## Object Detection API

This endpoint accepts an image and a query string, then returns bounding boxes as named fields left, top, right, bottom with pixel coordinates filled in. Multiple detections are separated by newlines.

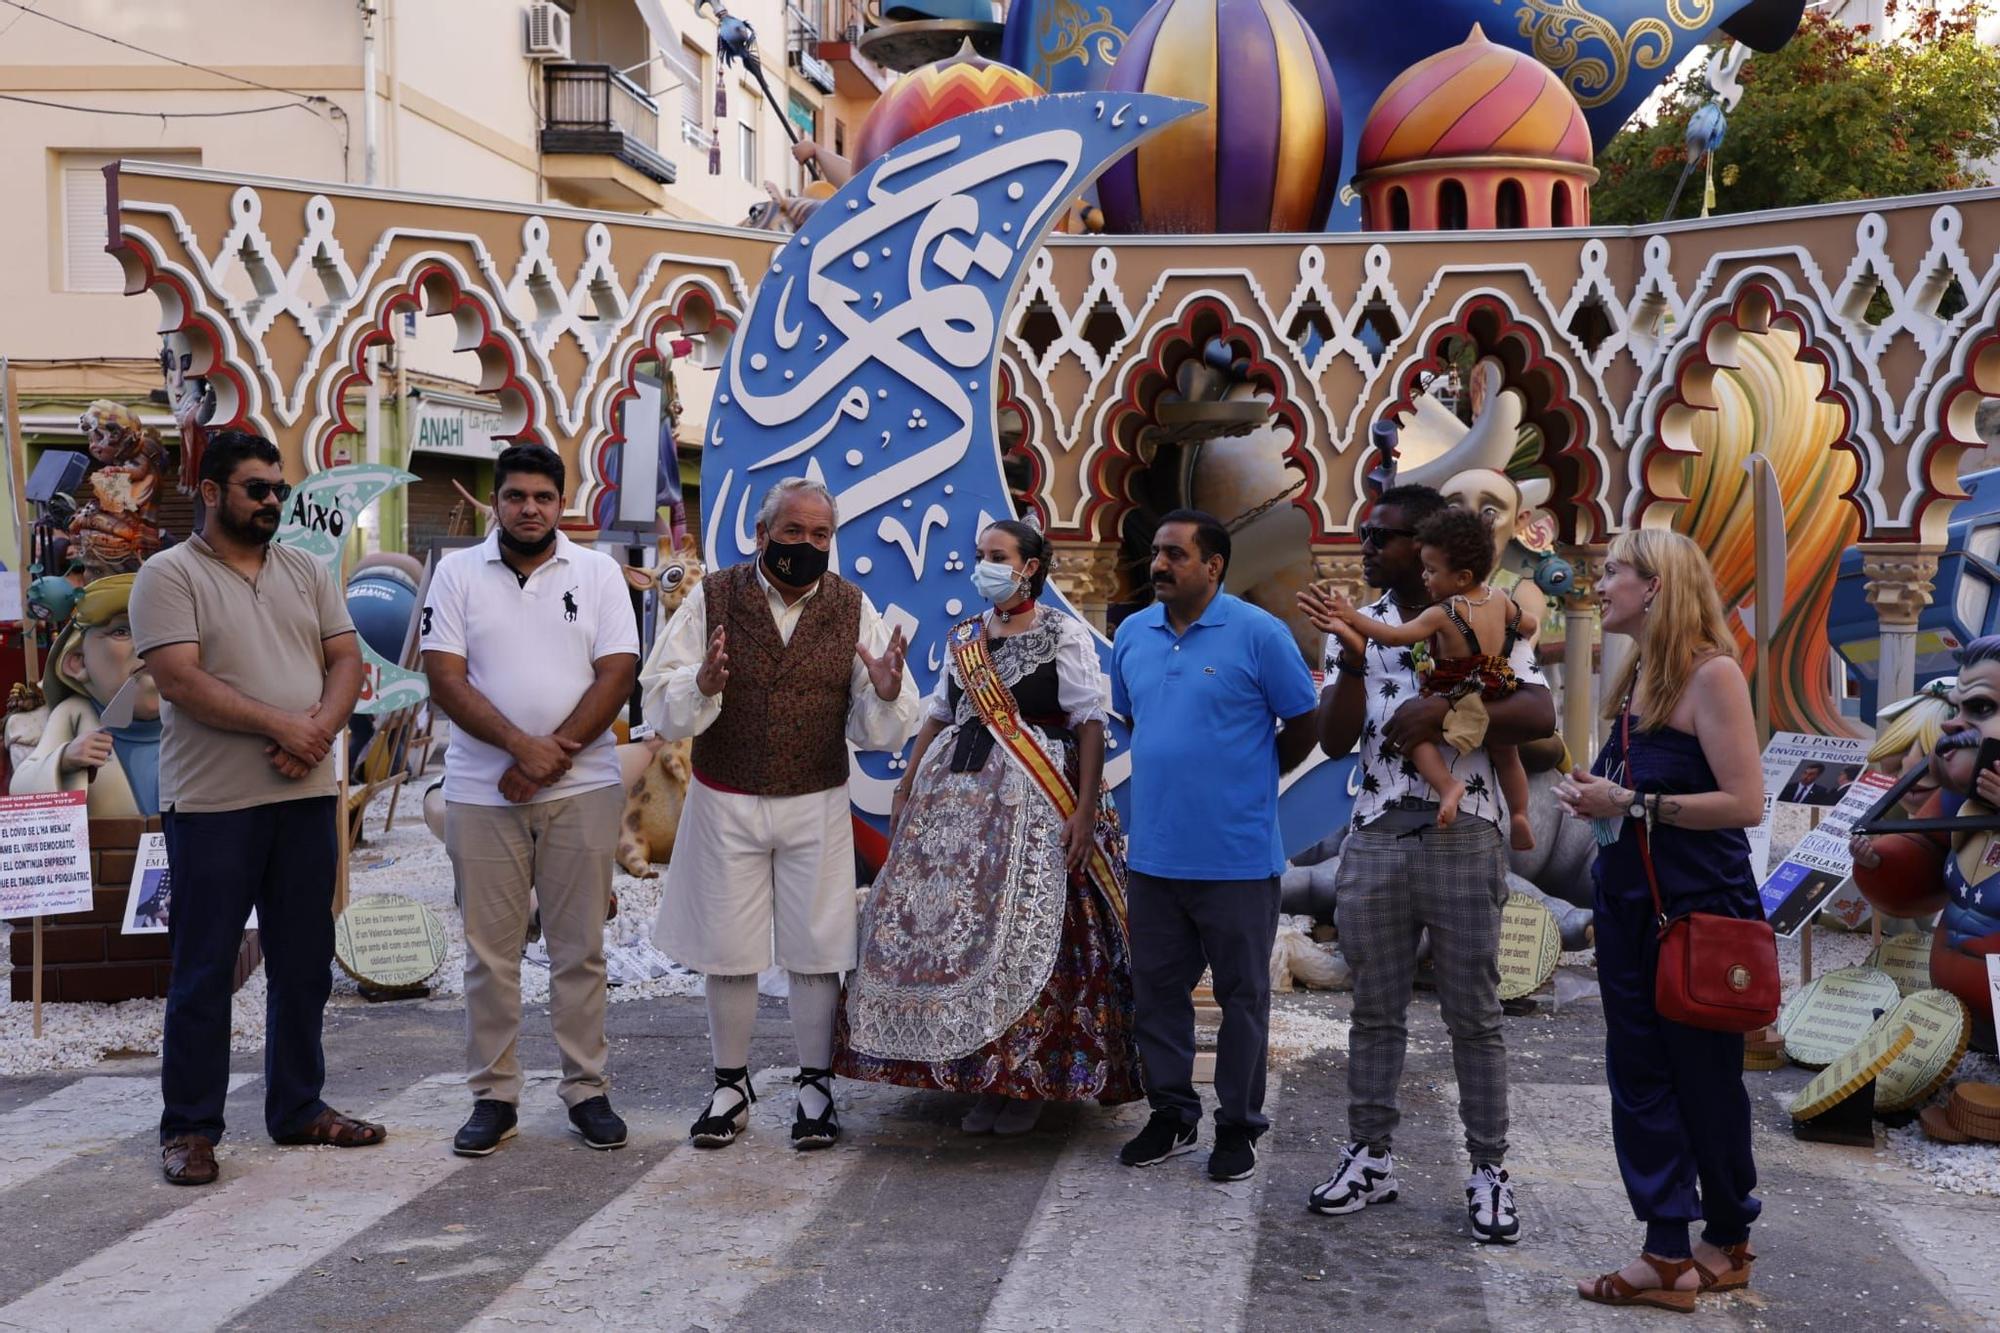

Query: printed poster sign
left=1748, top=732, right=1872, bottom=878
left=0, top=791, right=92, bottom=920
left=121, top=832, right=171, bottom=934
left=1759, top=770, right=1896, bottom=937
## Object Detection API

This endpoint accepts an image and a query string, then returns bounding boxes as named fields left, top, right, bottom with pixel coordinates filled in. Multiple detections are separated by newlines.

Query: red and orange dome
left=852, top=41, right=1046, bottom=171
left=1356, top=24, right=1591, bottom=176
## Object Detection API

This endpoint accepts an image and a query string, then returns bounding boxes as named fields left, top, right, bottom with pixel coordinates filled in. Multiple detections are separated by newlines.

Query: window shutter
left=64, top=165, right=122, bottom=293
left=62, top=151, right=199, bottom=293
left=680, top=41, right=704, bottom=124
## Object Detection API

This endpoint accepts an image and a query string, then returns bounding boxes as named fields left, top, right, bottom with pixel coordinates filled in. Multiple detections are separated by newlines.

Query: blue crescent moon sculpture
left=701, top=91, right=1198, bottom=825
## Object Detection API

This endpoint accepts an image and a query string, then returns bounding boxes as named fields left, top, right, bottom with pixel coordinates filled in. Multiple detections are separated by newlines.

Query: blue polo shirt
left=1111, top=591, right=1319, bottom=880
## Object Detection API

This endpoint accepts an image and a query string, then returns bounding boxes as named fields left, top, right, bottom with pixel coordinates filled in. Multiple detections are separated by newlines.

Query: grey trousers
left=446, top=783, right=623, bottom=1108
left=1127, top=871, right=1281, bottom=1135
left=1335, top=815, right=1510, bottom=1165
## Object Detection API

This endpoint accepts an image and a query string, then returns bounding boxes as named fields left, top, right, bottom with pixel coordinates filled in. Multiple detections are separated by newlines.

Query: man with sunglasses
left=1298, top=483, right=1555, bottom=1245
left=131, top=429, right=381, bottom=1187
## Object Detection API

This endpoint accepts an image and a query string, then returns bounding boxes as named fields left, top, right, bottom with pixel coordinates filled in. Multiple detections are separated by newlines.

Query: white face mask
left=971, top=560, right=1024, bottom=605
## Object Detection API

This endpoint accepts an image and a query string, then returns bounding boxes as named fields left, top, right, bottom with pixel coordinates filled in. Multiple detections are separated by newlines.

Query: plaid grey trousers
left=1334, top=814, right=1510, bottom=1165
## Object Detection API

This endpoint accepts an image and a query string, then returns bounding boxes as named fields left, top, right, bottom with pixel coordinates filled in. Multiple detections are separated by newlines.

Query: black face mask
left=498, top=526, right=557, bottom=557
left=763, top=539, right=829, bottom=587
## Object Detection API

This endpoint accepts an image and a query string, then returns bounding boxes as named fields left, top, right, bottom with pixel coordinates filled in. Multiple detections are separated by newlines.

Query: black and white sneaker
left=1118, top=1112, right=1198, bottom=1167
left=1307, top=1141, right=1398, bottom=1215
left=1465, top=1163, right=1520, bottom=1244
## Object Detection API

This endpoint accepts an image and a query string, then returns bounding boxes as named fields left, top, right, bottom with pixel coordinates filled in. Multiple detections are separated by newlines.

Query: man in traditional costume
left=640, top=477, right=922, bottom=1149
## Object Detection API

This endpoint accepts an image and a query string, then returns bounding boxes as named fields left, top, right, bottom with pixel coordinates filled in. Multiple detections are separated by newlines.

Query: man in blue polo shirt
left=1110, top=508, right=1320, bottom=1182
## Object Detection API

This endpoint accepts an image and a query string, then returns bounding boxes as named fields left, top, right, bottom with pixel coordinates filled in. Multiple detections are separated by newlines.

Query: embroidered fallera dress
left=835, top=608, right=1143, bottom=1103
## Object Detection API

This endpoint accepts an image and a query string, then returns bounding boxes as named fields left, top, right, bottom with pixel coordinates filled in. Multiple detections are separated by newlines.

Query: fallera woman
left=835, top=519, right=1142, bottom=1134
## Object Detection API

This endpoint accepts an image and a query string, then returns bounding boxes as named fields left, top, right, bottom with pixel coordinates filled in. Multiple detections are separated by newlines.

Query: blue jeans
left=160, top=796, right=338, bottom=1144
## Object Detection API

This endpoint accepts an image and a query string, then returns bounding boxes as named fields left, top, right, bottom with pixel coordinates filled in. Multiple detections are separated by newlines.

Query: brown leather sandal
left=1693, top=1242, right=1756, bottom=1292
left=273, top=1107, right=388, bottom=1148
left=162, top=1134, right=218, bottom=1186
left=1577, top=1253, right=1698, bottom=1312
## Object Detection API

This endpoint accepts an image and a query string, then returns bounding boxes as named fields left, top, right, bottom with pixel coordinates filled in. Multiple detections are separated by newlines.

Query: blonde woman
left=1552, top=530, right=1766, bottom=1311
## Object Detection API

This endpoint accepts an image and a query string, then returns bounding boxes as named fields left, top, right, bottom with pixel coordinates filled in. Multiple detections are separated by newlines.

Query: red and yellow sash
left=947, top=617, right=1126, bottom=924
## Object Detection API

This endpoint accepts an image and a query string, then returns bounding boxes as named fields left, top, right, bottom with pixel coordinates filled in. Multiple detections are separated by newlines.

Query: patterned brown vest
left=691, top=561, right=861, bottom=796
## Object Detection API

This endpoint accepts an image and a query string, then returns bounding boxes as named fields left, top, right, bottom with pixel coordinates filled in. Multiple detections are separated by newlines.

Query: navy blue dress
left=1591, top=713, right=1762, bottom=1258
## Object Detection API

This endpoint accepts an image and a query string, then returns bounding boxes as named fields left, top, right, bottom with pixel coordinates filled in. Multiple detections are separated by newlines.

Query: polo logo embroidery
left=1203, top=666, right=1216, bottom=675
left=562, top=589, right=578, bottom=622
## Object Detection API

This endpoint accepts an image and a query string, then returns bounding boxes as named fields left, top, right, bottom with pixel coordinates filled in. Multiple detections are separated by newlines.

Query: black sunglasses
left=1357, top=524, right=1415, bottom=547
left=226, top=479, right=293, bottom=503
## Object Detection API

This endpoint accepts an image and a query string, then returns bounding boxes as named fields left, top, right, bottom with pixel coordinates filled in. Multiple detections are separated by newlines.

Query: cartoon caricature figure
left=1852, top=643, right=2000, bottom=1048
left=8, top=574, right=162, bottom=817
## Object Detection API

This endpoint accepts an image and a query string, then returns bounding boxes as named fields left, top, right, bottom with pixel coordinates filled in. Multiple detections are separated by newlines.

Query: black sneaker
left=453, top=1099, right=519, bottom=1157
left=1208, top=1126, right=1258, bottom=1181
left=1119, top=1111, right=1198, bottom=1167
left=568, top=1095, right=628, bottom=1151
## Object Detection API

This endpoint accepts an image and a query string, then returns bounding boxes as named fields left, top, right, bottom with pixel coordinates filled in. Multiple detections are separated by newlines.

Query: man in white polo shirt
left=421, top=444, right=639, bottom=1157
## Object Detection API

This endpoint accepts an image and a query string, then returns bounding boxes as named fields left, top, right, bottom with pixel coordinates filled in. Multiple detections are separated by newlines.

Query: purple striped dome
left=1093, top=0, right=1341, bottom=234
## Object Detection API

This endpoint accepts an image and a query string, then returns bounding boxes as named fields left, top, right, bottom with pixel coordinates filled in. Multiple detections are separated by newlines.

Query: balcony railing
left=788, top=3, right=838, bottom=93
left=540, top=63, right=677, bottom=185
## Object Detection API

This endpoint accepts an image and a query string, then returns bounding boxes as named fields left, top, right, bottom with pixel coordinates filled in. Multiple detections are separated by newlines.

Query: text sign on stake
left=0, top=791, right=91, bottom=919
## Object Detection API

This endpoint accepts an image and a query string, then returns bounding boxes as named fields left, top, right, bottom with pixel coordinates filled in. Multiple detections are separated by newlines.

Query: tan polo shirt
left=130, top=533, right=355, bottom=813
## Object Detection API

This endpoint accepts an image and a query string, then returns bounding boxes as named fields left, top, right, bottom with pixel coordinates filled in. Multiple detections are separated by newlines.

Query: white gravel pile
left=1883, top=1051, right=2000, bottom=1197
left=1269, top=1003, right=1352, bottom=1065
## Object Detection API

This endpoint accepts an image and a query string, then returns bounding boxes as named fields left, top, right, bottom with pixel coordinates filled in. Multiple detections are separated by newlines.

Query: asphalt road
left=0, top=982, right=1994, bottom=1332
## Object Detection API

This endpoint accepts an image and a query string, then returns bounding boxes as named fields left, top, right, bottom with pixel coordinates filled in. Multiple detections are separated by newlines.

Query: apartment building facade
left=0, top=0, right=891, bottom=556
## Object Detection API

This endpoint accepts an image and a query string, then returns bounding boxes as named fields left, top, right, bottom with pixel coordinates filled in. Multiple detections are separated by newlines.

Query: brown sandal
left=1578, top=1253, right=1698, bottom=1312
left=162, top=1134, right=219, bottom=1186
left=273, top=1107, right=388, bottom=1148
left=1693, top=1242, right=1755, bottom=1292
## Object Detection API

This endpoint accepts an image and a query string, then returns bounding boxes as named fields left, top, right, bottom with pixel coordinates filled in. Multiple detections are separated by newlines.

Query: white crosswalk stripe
left=0, top=1071, right=559, bottom=1333
left=0, top=1074, right=253, bottom=1194
left=982, top=1084, right=1279, bottom=1333
left=465, top=1068, right=912, bottom=1330
left=0, top=1064, right=1989, bottom=1330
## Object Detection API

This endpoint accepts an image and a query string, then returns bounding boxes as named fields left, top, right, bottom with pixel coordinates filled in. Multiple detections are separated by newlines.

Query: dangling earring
left=1642, top=599, right=1654, bottom=615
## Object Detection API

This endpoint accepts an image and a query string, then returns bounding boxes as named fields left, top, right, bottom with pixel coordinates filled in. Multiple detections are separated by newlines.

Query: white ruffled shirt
left=923, top=607, right=1112, bottom=730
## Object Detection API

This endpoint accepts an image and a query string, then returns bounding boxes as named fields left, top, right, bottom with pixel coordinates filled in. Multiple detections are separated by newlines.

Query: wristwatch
left=1626, top=790, right=1646, bottom=821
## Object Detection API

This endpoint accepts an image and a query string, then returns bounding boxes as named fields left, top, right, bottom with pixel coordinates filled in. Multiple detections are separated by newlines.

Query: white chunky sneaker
left=1465, top=1163, right=1520, bottom=1244
left=1308, top=1141, right=1399, bottom=1216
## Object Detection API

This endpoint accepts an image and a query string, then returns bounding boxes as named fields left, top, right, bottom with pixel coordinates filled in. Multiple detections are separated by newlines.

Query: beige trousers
left=446, top=783, right=623, bottom=1108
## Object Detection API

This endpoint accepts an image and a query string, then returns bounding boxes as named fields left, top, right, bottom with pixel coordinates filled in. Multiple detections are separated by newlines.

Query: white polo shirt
left=421, top=530, right=641, bottom=806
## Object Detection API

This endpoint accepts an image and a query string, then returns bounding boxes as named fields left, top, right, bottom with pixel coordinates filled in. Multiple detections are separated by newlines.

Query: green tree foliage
left=1594, top=4, right=2000, bottom=224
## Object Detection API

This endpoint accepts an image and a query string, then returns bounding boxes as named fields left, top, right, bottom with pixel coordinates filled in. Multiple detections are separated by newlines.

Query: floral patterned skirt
left=835, top=869, right=1143, bottom=1103
left=833, top=721, right=1143, bottom=1104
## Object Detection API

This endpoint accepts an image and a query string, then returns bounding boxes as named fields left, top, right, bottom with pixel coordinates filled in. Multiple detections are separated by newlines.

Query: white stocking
left=788, top=971, right=840, bottom=1118
left=704, top=973, right=758, bottom=1116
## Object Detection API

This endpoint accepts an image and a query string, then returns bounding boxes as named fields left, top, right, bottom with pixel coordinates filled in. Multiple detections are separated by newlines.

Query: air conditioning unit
left=524, top=2, right=572, bottom=61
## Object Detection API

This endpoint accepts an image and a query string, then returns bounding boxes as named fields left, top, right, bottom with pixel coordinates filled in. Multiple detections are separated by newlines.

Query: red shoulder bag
left=1624, top=708, right=1781, bottom=1033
